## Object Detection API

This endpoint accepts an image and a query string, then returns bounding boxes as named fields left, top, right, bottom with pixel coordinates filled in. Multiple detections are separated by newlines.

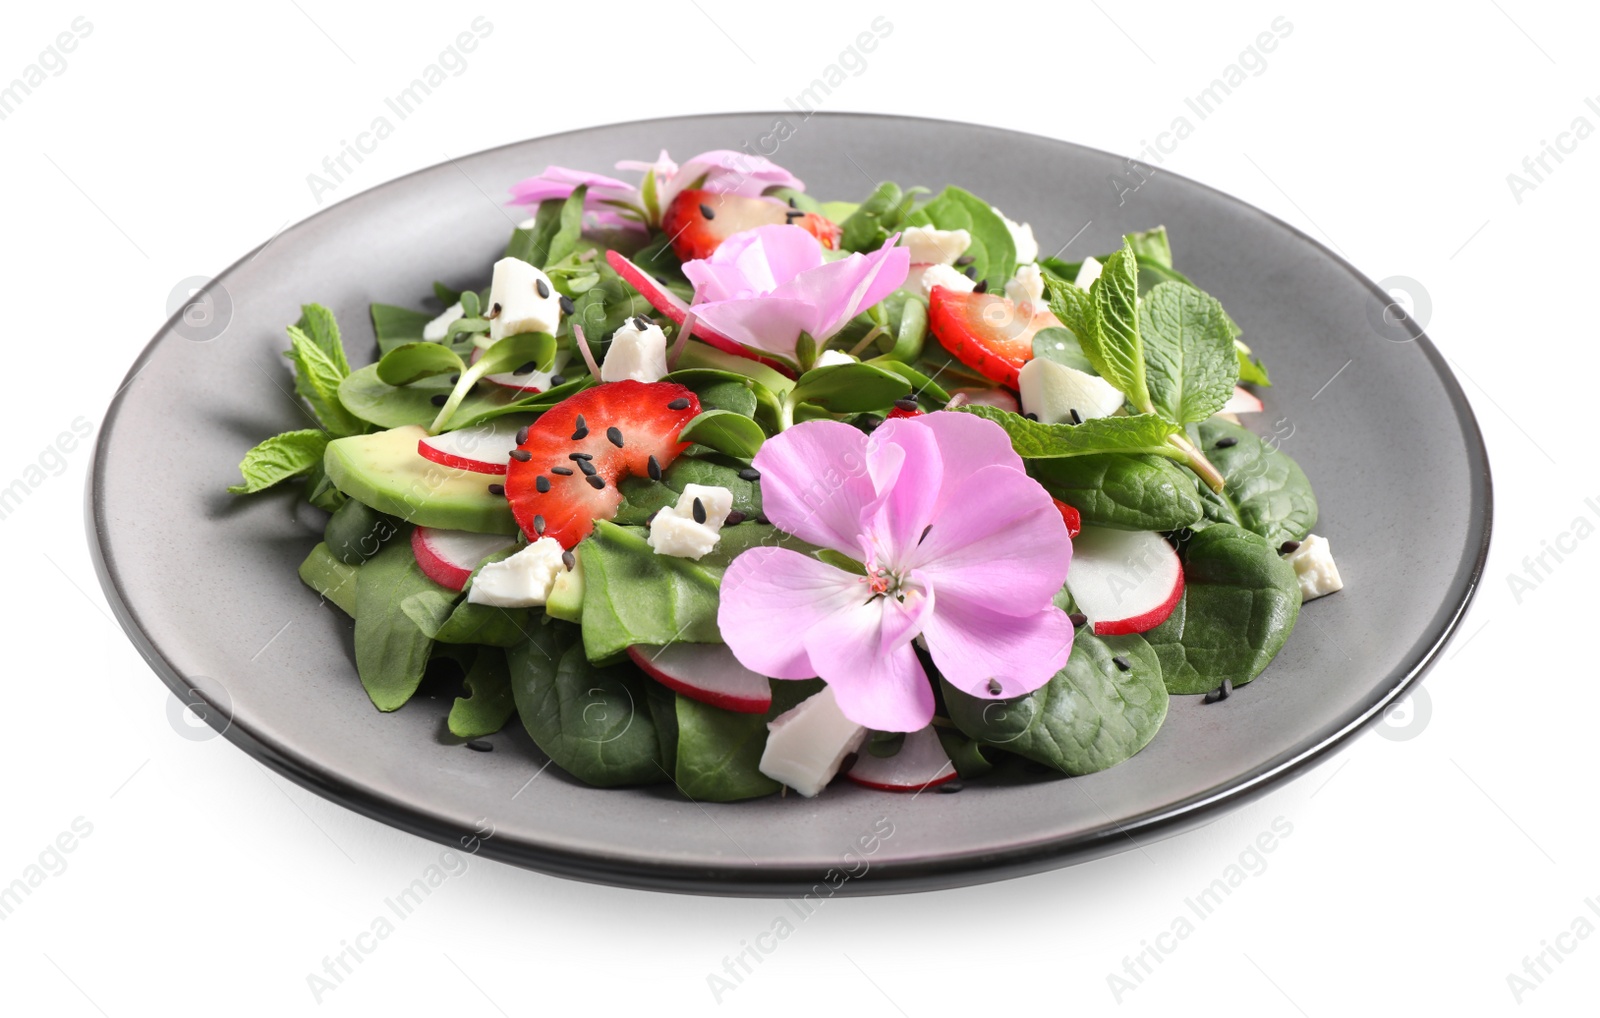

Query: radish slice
left=1065, top=527, right=1184, bottom=636
left=604, top=249, right=795, bottom=376
left=951, top=386, right=1020, bottom=413
left=1221, top=386, right=1263, bottom=414
left=411, top=527, right=518, bottom=591
left=417, top=419, right=527, bottom=475
left=846, top=727, right=957, bottom=792
left=627, top=643, right=772, bottom=713
left=478, top=347, right=572, bottom=393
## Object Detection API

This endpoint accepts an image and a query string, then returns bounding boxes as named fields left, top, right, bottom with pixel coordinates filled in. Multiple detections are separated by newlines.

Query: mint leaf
left=1139, top=281, right=1239, bottom=425
left=957, top=404, right=1182, bottom=461
left=1042, top=276, right=1095, bottom=348
left=1084, top=240, right=1151, bottom=411
left=228, top=429, right=329, bottom=494
left=285, top=317, right=364, bottom=437
left=296, top=303, right=350, bottom=374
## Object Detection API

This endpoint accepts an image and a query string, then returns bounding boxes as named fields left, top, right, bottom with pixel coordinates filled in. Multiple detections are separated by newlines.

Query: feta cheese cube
left=1074, top=256, right=1103, bottom=290
left=647, top=483, right=734, bottom=559
left=992, top=207, right=1040, bottom=265
left=467, top=537, right=568, bottom=607
left=1284, top=534, right=1344, bottom=601
left=816, top=349, right=859, bottom=368
left=901, top=225, right=971, bottom=266
left=601, top=318, right=669, bottom=383
left=487, top=257, right=562, bottom=343
left=1018, top=358, right=1126, bottom=423
left=759, top=685, right=868, bottom=797
left=920, top=262, right=976, bottom=297
left=423, top=301, right=464, bottom=342
left=1004, top=263, right=1046, bottom=315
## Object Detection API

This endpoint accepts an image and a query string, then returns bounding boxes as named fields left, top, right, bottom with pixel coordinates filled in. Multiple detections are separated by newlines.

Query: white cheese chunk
left=601, top=319, right=669, bottom=383
left=1018, top=358, right=1126, bottom=423
left=816, top=349, right=859, bottom=368
left=901, top=225, right=971, bottom=266
left=759, top=685, right=868, bottom=797
left=487, top=257, right=562, bottom=343
left=1004, top=263, right=1046, bottom=315
left=1284, top=533, right=1344, bottom=600
left=648, top=483, right=734, bottom=560
left=993, top=207, right=1039, bottom=265
left=919, top=262, right=976, bottom=297
left=467, top=537, right=567, bottom=607
left=1074, top=256, right=1103, bottom=290
left=423, top=302, right=464, bottom=342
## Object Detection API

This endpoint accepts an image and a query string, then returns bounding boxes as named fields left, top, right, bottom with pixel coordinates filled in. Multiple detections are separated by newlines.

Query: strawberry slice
left=662, top=188, right=839, bottom=262
left=1052, top=498, right=1083, bottom=538
left=504, top=380, right=701, bottom=548
left=928, top=285, right=1060, bottom=390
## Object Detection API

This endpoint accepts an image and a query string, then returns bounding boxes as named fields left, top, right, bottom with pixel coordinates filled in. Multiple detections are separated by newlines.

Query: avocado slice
left=545, top=551, right=585, bottom=623
left=324, top=425, right=517, bottom=535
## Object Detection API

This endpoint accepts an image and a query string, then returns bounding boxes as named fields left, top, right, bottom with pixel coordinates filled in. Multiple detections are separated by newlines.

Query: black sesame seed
left=535, top=278, right=550, bottom=299
left=535, top=475, right=550, bottom=493
left=938, top=779, right=964, bottom=793
left=974, top=279, right=989, bottom=294
left=431, top=394, right=449, bottom=406
left=647, top=454, right=662, bottom=481
left=894, top=397, right=919, bottom=412
left=1215, top=436, right=1238, bottom=449
left=918, top=524, right=933, bottom=546
left=574, top=414, right=586, bottom=430
left=466, top=740, right=493, bottom=752
left=534, top=514, right=546, bottom=535
left=607, top=426, right=624, bottom=448
left=738, top=467, right=761, bottom=481
left=633, top=316, right=651, bottom=331
left=1112, top=655, right=1132, bottom=672
left=955, top=255, right=974, bottom=266
left=754, top=514, right=769, bottom=524
left=699, top=202, right=716, bottom=219
left=692, top=497, right=707, bottom=524
left=646, top=509, right=661, bottom=526
left=1203, top=678, right=1234, bottom=704
left=514, top=361, right=537, bottom=375
left=510, top=449, right=532, bottom=462
left=1069, top=408, right=1083, bottom=425
left=987, top=678, right=1003, bottom=696
left=785, top=209, right=805, bottom=220
left=515, top=425, right=529, bottom=444
left=1279, top=540, right=1301, bottom=555
left=586, top=475, right=606, bottom=490
left=577, top=459, right=597, bottom=476
left=568, top=452, right=592, bottom=461
left=558, top=295, right=575, bottom=315
left=488, top=301, right=502, bottom=319
left=551, top=466, right=573, bottom=476
left=1068, top=612, right=1088, bottom=627
left=725, top=510, right=747, bottom=525
left=549, top=374, right=567, bottom=386
left=571, top=427, right=589, bottom=441
left=561, top=550, right=576, bottom=570
left=1023, top=412, right=1039, bottom=422
left=487, top=483, right=505, bottom=496
left=787, top=196, right=797, bottom=208
left=450, top=373, right=460, bottom=384
left=667, top=397, right=690, bottom=410
left=963, top=265, right=977, bottom=280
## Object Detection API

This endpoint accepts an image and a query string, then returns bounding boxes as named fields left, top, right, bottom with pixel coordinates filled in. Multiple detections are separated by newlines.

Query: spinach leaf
left=375, top=342, right=465, bottom=386
left=1032, top=325, right=1095, bottom=373
left=338, top=363, right=518, bottom=431
left=508, top=620, right=667, bottom=786
left=1144, top=524, right=1301, bottom=694
left=645, top=680, right=679, bottom=771
left=935, top=728, right=995, bottom=779
left=910, top=186, right=1017, bottom=289
left=370, top=303, right=435, bottom=356
left=1139, top=282, right=1238, bottom=425
left=323, top=497, right=400, bottom=565
left=298, top=542, right=359, bottom=616
left=228, top=430, right=329, bottom=494
left=614, top=455, right=763, bottom=525
left=679, top=409, right=765, bottom=459
left=673, top=697, right=780, bottom=801
left=1236, top=342, right=1272, bottom=387
left=665, top=368, right=774, bottom=422
left=1028, top=454, right=1204, bottom=531
left=1191, top=418, right=1318, bottom=546
left=507, top=187, right=586, bottom=269
left=1122, top=226, right=1174, bottom=267
left=943, top=631, right=1167, bottom=775
left=958, top=404, right=1184, bottom=461
left=447, top=647, right=516, bottom=739
left=353, top=537, right=442, bottom=711
left=675, top=341, right=796, bottom=396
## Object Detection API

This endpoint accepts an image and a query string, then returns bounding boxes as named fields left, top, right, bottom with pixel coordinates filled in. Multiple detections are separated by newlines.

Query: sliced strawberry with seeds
left=504, top=380, right=700, bottom=548
left=1052, top=498, right=1082, bottom=539
left=662, top=188, right=839, bottom=262
left=928, top=285, right=1060, bottom=390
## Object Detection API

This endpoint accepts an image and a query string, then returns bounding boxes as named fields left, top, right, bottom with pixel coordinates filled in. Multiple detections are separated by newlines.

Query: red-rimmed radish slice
left=1065, top=527, right=1184, bottom=636
left=626, top=643, right=772, bottom=714
left=845, top=727, right=957, bottom=792
left=952, top=386, right=1020, bottom=412
left=1221, top=386, right=1263, bottom=414
left=417, top=419, right=527, bottom=475
left=604, top=249, right=795, bottom=377
left=411, top=527, right=517, bottom=591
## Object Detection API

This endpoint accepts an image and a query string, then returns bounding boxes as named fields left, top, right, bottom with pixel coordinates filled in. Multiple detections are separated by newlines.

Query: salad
left=227, top=147, right=1344, bottom=801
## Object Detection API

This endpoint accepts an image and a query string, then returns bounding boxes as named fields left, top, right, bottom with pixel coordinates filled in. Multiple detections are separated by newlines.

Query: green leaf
left=547, top=185, right=588, bottom=268
left=322, top=497, right=400, bottom=566
left=675, top=341, right=795, bottom=396
left=447, top=647, right=517, bottom=739
left=297, top=542, right=359, bottom=616
left=1139, top=282, right=1239, bottom=425
left=285, top=321, right=364, bottom=437
left=839, top=181, right=922, bottom=254
left=1031, top=325, right=1095, bottom=373
left=371, top=303, right=437, bottom=356
left=507, top=620, right=668, bottom=786
left=865, top=356, right=948, bottom=405
left=375, top=342, right=465, bottom=386
left=1042, top=275, right=1096, bottom=352
left=1028, top=454, right=1204, bottom=531
left=790, top=361, right=913, bottom=414
left=1122, top=226, right=1173, bottom=268
left=957, top=404, right=1183, bottom=461
left=1144, top=524, right=1302, bottom=694
left=613, top=456, right=763, bottom=526
left=353, top=537, right=442, bottom=711
left=429, top=331, right=555, bottom=432
left=228, top=429, right=329, bottom=494
left=337, top=363, right=520, bottom=431
left=1236, top=342, right=1272, bottom=386
left=665, top=368, right=776, bottom=424
left=433, top=281, right=463, bottom=305
left=459, top=290, right=482, bottom=319
left=506, top=191, right=577, bottom=269
left=679, top=409, right=766, bottom=459
left=943, top=631, right=1167, bottom=775
left=296, top=303, right=350, bottom=373
left=1191, top=418, right=1318, bottom=546
left=1084, top=240, right=1150, bottom=411
left=673, top=696, right=780, bottom=801
left=913, top=186, right=1017, bottom=289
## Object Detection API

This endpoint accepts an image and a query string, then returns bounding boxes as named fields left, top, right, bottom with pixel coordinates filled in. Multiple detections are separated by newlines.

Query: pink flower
left=682, top=225, right=910, bottom=360
left=508, top=149, right=805, bottom=229
left=717, top=412, right=1075, bottom=731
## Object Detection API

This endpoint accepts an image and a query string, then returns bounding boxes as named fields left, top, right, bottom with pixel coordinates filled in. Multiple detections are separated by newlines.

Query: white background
left=1, top=1, right=1594, bottom=1014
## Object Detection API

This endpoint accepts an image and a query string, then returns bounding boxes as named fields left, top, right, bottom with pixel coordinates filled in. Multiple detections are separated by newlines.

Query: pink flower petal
left=717, top=546, right=864, bottom=679
left=751, top=421, right=881, bottom=556
left=768, top=241, right=910, bottom=341
left=507, top=166, right=638, bottom=207
left=863, top=420, right=941, bottom=566
left=913, top=410, right=1027, bottom=494
left=921, top=595, right=1075, bottom=699
left=911, top=463, right=1070, bottom=613
left=687, top=296, right=820, bottom=357
left=803, top=589, right=937, bottom=731
left=663, top=149, right=805, bottom=206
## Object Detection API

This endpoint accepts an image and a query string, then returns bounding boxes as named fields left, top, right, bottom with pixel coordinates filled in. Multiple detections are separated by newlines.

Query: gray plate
left=87, top=114, right=1491, bottom=896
